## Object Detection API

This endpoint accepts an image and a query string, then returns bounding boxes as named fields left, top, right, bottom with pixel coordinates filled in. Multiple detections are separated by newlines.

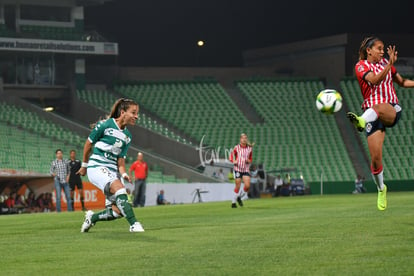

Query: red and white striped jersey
left=355, top=58, right=398, bottom=110
left=229, top=144, right=253, bottom=173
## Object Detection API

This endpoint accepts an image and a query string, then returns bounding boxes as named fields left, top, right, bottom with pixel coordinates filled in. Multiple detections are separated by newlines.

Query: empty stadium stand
left=114, top=81, right=252, bottom=150
left=0, top=101, right=186, bottom=183
left=113, top=79, right=357, bottom=182
left=76, top=89, right=191, bottom=145
left=340, top=78, right=414, bottom=180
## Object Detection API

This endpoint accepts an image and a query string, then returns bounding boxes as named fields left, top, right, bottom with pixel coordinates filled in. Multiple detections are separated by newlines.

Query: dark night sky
left=85, top=0, right=412, bottom=67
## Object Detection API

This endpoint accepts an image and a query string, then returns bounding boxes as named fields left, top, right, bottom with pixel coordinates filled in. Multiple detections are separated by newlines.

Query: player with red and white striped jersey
left=347, top=36, right=414, bottom=211
left=229, top=133, right=253, bottom=208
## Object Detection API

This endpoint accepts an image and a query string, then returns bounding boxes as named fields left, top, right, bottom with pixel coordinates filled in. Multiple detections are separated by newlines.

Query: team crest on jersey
left=366, top=123, right=372, bottom=133
left=111, top=139, right=123, bottom=155
left=357, top=65, right=364, bottom=72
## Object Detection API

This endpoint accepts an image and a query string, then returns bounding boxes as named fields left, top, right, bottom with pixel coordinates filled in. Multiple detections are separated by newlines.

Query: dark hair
left=55, top=149, right=62, bottom=154
left=109, top=98, right=138, bottom=119
left=359, top=36, right=381, bottom=60
left=70, top=150, right=76, bottom=153
left=90, top=98, right=138, bottom=129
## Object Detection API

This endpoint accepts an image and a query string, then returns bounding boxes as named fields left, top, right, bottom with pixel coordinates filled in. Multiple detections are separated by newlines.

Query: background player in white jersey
left=229, top=133, right=253, bottom=208
left=78, top=98, right=144, bottom=232
left=347, top=36, right=414, bottom=210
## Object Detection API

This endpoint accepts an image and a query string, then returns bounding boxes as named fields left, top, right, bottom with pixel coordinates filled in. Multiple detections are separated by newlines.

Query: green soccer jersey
left=88, top=118, right=132, bottom=171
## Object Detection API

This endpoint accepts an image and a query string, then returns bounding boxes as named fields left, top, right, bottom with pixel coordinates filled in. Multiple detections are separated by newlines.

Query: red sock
left=243, top=186, right=249, bottom=192
left=234, top=188, right=240, bottom=194
left=371, top=165, right=383, bottom=175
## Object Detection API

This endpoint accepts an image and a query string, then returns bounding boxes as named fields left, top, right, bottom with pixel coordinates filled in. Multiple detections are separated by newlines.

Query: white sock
left=372, top=170, right=385, bottom=191
left=361, top=108, right=378, bottom=123
left=232, top=191, right=238, bottom=203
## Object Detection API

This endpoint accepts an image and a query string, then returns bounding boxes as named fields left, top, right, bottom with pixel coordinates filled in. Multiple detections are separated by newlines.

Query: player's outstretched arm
left=77, top=139, right=93, bottom=176
left=393, top=73, right=414, bottom=88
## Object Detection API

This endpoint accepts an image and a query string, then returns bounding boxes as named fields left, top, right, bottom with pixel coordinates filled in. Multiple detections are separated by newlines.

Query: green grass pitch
left=1, top=192, right=414, bottom=275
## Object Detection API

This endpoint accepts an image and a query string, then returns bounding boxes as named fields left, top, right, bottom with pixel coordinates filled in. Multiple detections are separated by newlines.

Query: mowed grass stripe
left=1, top=192, right=413, bottom=275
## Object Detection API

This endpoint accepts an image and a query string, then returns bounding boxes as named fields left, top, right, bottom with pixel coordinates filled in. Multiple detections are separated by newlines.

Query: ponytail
left=240, top=133, right=255, bottom=147
left=109, top=98, right=138, bottom=119
left=90, top=98, right=138, bottom=129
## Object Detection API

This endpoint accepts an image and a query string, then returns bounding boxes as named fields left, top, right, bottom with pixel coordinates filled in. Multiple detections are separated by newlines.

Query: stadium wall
left=86, top=66, right=278, bottom=87
left=308, top=180, right=414, bottom=195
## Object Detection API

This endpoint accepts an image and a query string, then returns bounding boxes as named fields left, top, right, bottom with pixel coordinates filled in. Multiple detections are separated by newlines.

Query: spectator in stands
left=273, top=174, right=284, bottom=197
left=43, top=193, right=54, bottom=212
left=156, top=190, right=170, bottom=205
left=280, top=174, right=291, bottom=196
left=50, top=149, right=72, bottom=212
left=265, top=182, right=275, bottom=194
left=36, top=193, right=46, bottom=212
left=68, top=150, right=86, bottom=211
left=0, top=194, right=6, bottom=214
left=249, top=164, right=260, bottom=198
left=353, top=175, right=367, bottom=194
left=15, top=194, right=28, bottom=212
left=257, top=164, right=265, bottom=190
left=26, top=191, right=38, bottom=213
left=129, top=152, right=148, bottom=207
left=4, top=192, right=16, bottom=213
left=227, top=168, right=235, bottom=182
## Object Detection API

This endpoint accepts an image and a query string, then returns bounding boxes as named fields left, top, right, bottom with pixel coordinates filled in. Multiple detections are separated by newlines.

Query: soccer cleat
left=347, top=112, right=366, bottom=132
left=130, top=222, right=145, bottom=232
left=377, top=184, right=387, bottom=211
left=236, top=196, right=244, bottom=207
left=231, top=203, right=237, bottom=208
left=80, top=210, right=94, bottom=233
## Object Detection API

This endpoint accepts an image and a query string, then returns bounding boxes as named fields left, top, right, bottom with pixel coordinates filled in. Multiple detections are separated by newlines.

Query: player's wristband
left=122, top=173, right=128, bottom=178
left=81, top=162, right=88, bottom=168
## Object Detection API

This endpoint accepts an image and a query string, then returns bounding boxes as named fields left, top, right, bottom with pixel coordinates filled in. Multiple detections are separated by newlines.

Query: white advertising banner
left=0, top=37, right=118, bottom=55
left=123, top=182, right=236, bottom=206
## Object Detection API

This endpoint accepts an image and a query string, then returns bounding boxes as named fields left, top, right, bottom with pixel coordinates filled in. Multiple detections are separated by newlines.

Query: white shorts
left=87, top=166, right=121, bottom=206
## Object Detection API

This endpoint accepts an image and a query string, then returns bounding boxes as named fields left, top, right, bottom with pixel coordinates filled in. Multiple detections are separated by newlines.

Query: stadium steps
left=114, top=80, right=253, bottom=153
left=330, top=85, right=371, bottom=178
left=224, top=86, right=264, bottom=124
left=76, top=89, right=197, bottom=146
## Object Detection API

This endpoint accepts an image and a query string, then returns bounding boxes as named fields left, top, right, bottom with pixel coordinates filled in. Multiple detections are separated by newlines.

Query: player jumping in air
left=229, top=133, right=253, bottom=208
left=78, top=98, right=144, bottom=232
left=347, top=36, right=414, bottom=210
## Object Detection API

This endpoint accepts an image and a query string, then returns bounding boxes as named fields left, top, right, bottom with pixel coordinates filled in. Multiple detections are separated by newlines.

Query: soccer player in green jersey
left=78, top=98, right=144, bottom=232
